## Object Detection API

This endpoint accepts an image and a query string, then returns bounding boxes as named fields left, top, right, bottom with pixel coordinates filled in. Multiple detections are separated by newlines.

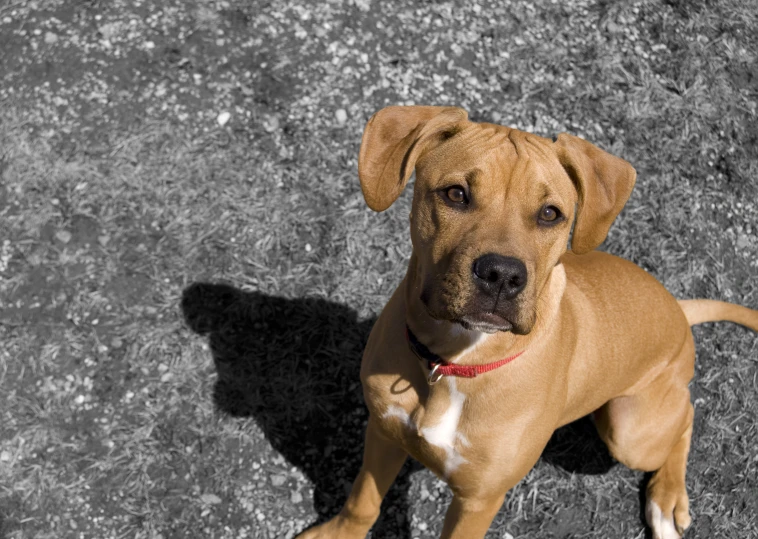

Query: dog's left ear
left=358, top=105, right=468, bottom=211
left=553, top=133, right=636, bottom=254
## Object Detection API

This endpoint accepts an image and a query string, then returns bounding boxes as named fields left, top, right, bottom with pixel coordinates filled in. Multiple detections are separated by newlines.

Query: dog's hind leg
left=594, top=335, right=696, bottom=539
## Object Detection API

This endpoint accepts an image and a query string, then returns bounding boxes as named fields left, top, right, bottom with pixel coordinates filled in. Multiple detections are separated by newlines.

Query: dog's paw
left=295, top=517, right=369, bottom=539
left=646, top=499, right=691, bottom=539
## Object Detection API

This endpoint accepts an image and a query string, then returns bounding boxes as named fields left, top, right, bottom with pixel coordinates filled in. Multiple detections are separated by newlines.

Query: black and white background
left=1, top=1, right=756, bottom=538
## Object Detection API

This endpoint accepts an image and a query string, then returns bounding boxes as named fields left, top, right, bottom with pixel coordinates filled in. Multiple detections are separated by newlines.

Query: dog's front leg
left=439, top=493, right=506, bottom=539
left=296, top=417, right=407, bottom=539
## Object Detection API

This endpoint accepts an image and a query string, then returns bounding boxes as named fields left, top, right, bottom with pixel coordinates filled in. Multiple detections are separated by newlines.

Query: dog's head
left=359, top=106, right=636, bottom=335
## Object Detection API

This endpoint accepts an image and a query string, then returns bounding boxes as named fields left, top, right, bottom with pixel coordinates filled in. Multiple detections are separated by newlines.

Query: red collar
left=405, top=325, right=524, bottom=385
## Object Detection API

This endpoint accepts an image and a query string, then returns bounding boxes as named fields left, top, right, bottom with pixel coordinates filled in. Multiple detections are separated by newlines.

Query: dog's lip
left=457, top=312, right=513, bottom=334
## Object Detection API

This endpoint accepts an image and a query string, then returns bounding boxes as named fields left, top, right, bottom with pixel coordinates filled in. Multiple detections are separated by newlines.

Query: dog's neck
left=403, top=255, right=567, bottom=366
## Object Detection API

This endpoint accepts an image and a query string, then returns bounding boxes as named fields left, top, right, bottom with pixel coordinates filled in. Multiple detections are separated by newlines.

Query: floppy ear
left=358, top=105, right=468, bottom=211
left=554, top=133, right=637, bottom=254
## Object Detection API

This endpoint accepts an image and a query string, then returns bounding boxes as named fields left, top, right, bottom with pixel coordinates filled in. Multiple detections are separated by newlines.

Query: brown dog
left=295, top=106, right=758, bottom=539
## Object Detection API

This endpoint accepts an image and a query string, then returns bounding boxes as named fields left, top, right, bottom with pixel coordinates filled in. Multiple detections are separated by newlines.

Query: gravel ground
left=1, top=1, right=756, bottom=538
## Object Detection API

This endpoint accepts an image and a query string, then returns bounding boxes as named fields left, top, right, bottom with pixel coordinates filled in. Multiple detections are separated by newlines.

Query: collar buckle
left=427, top=363, right=444, bottom=385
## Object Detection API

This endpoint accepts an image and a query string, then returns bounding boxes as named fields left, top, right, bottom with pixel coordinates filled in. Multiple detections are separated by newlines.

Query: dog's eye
left=445, top=186, right=468, bottom=204
left=538, top=205, right=562, bottom=225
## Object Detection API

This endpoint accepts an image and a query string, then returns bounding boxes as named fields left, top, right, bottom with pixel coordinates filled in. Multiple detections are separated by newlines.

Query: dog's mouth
left=420, top=282, right=530, bottom=334
left=455, top=312, right=514, bottom=334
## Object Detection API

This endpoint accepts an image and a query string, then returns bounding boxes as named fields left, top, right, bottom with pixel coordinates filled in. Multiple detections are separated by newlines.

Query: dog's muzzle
left=453, top=253, right=528, bottom=333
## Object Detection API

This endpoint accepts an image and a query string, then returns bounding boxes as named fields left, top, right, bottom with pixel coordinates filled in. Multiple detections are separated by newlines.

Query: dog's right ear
left=358, top=105, right=468, bottom=211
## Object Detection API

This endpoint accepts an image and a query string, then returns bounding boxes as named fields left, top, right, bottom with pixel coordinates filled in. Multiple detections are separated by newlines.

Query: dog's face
left=359, top=106, right=636, bottom=335
left=409, top=125, right=576, bottom=334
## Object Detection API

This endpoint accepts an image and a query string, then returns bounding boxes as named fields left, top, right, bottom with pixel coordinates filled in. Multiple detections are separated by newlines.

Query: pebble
left=335, top=108, right=347, bottom=125
left=271, top=474, right=286, bottom=487
left=290, top=491, right=303, bottom=503
left=736, top=234, right=751, bottom=249
left=201, top=493, right=222, bottom=505
left=44, top=32, right=58, bottom=44
left=263, top=114, right=279, bottom=133
left=217, top=111, right=231, bottom=126
left=353, top=0, right=371, bottom=12
left=55, top=230, right=72, bottom=244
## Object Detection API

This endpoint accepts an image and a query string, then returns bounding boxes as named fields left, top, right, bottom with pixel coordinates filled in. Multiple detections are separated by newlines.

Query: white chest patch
left=382, top=378, right=470, bottom=478
left=451, top=331, right=488, bottom=363
left=419, top=377, right=469, bottom=477
left=383, top=405, right=417, bottom=431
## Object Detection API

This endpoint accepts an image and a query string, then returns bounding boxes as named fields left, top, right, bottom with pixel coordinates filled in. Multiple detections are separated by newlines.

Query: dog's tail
left=678, top=299, right=758, bottom=332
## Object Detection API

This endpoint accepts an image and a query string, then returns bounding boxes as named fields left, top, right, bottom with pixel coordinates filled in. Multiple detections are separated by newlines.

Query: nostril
left=473, top=254, right=527, bottom=298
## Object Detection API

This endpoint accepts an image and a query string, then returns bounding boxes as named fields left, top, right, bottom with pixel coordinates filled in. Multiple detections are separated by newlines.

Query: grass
left=1, top=0, right=756, bottom=538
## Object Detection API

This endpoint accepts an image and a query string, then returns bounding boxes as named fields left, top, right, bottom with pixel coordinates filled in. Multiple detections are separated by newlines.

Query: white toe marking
left=646, top=501, right=681, bottom=539
left=420, top=377, right=467, bottom=477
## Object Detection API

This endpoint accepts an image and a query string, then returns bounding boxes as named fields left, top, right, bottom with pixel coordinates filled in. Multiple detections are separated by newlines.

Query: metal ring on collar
left=427, top=363, right=444, bottom=385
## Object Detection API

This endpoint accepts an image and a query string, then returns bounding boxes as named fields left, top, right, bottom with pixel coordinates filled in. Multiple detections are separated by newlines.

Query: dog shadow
left=541, top=415, right=616, bottom=475
left=180, top=282, right=417, bottom=537
left=181, top=282, right=616, bottom=536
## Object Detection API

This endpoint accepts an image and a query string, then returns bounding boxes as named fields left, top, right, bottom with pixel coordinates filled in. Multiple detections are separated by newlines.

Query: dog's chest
left=375, top=377, right=472, bottom=479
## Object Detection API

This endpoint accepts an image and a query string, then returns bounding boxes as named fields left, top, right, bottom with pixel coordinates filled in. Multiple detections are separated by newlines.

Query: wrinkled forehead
left=416, top=123, right=569, bottom=192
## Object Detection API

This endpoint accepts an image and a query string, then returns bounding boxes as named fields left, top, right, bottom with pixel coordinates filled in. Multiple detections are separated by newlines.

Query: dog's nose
left=472, top=254, right=527, bottom=299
